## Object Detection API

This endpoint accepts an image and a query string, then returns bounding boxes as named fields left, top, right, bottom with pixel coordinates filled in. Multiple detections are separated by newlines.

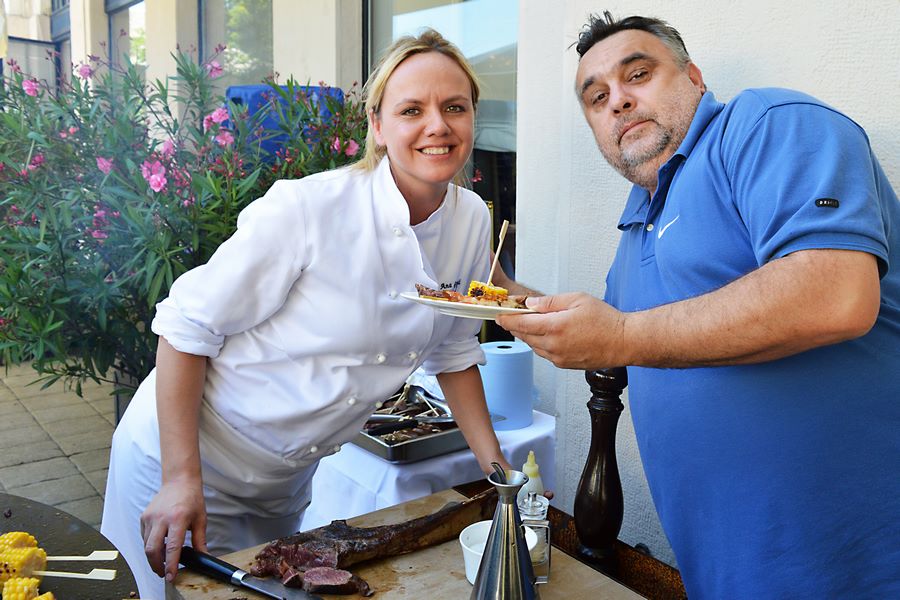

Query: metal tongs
left=366, top=385, right=455, bottom=435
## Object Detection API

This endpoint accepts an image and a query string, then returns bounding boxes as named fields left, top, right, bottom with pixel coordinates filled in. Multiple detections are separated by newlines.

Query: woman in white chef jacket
left=101, top=29, right=512, bottom=599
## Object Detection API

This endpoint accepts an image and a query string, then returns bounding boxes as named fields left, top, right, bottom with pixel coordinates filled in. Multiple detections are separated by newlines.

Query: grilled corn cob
left=0, top=533, right=37, bottom=552
left=467, top=280, right=508, bottom=301
left=0, top=547, right=47, bottom=583
left=1, top=576, right=40, bottom=599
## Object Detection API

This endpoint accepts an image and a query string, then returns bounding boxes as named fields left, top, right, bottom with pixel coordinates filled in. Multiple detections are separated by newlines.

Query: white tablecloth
left=299, top=410, right=556, bottom=530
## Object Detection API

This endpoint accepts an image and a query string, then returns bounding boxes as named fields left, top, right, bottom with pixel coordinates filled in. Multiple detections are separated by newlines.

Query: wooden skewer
left=34, top=568, right=117, bottom=580
left=47, top=550, right=119, bottom=561
left=487, top=219, right=510, bottom=286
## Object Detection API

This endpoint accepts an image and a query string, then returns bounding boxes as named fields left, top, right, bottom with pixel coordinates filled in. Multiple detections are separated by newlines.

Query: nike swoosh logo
left=657, top=214, right=680, bottom=239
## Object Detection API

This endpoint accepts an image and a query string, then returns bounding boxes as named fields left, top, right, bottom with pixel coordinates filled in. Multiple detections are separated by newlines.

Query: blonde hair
left=354, top=28, right=481, bottom=173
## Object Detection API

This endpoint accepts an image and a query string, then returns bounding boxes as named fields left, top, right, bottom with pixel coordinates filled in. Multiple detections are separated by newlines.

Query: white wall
left=517, top=0, right=900, bottom=566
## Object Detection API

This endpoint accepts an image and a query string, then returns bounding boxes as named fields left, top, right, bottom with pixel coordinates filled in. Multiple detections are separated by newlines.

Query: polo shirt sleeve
left=151, top=180, right=307, bottom=357
left=726, top=99, right=889, bottom=274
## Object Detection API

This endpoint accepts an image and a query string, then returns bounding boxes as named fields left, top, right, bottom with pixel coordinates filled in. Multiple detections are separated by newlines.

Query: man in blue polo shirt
left=497, top=11, right=900, bottom=600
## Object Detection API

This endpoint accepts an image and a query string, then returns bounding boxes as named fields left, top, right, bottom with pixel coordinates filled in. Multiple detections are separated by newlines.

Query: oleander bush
left=0, top=50, right=366, bottom=396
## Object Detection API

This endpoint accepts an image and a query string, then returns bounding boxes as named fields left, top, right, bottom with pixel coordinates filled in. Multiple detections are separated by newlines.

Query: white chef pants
left=101, top=372, right=314, bottom=600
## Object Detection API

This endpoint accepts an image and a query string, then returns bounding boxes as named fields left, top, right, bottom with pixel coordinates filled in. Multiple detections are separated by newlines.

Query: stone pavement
left=0, top=362, right=116, bottom=529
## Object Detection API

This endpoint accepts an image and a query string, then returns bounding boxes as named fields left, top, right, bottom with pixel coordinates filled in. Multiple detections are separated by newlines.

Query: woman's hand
left=140, top=477, right=208, bottom=582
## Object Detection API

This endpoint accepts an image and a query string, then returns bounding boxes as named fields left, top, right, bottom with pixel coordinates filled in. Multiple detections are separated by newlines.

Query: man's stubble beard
left=599, top=125, right=675, bottom=191
left=599, top=86, right=702, bottom=192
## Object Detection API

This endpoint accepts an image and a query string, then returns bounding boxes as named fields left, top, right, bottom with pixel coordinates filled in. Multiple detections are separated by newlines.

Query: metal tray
left=351, top=427, right=469, bottom=463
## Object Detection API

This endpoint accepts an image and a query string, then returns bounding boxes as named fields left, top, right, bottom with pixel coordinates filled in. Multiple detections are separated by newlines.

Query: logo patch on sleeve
left=815, top=198, right=840, bottom=208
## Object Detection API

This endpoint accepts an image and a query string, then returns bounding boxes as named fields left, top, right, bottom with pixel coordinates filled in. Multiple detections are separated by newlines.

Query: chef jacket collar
left=375, top=156, right=452, bottom=228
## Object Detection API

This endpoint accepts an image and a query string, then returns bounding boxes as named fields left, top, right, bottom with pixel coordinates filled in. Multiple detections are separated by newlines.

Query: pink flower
left=7, top=59, right=21, bottom=74
left=96, top=157, right=114, bottom=174
left=23, top=79, right=40, bottom=97
left=332, top=138, right=360, bottom=157
left=59, top=131, right=67, bottom=139
left=69, top=126, right=78, bottom=135
left=344, top=139, right=360, bottom=157
left=214, top=130, right=234, bottom=146
left=141, top=160, right=167, bottom=192
left=160, top=139, right=175, bottom=157
left=77, top=64, right=94, bottom=79
left=203, top=107, right=230, bottom=131
left=91, top=229, right=109, bottom=239
left=205, top=60, right=224, bottom=79
left=27, top=154, right=45, bottom=171
left=148, top=173, right=167, bottom=192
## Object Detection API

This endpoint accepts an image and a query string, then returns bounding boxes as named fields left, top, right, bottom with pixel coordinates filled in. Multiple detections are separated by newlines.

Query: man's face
left=575, top=29, right=705, bottom=192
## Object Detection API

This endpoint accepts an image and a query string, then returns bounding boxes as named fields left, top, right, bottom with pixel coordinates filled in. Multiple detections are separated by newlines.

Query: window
left=107, top=0, right=146, bottom=71
left=369, top=0, right=519, bottom=280
left=200, top=0, right=274, bottom=91
left=51, top=0, right=72, bottom=83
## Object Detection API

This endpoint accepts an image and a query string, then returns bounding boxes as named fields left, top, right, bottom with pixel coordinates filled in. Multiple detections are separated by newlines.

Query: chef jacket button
left=309, top=445, right=318, bottom=454
left=375, top=401, right=384, bottom=409
left=646, top=223, right=654, bottom=232
left=407, top=351, right=418, bottom=361
left=389, top=290, right=398, bottom=299
left=375, top=353, right=387, bottom=363
left=347, top=396, right=357, bottom=406
left=392, top=226, right=404, bottom=237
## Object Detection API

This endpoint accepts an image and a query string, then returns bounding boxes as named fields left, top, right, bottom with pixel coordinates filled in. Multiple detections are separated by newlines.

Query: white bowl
left=458, top=520, right=538, bottom=585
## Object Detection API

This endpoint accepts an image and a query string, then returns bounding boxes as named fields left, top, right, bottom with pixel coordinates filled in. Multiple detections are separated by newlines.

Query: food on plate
left=1, top=577, right=54, bottom=600
left=0, top=532, right=54, bottom=599
left=0, top=532, right=38, bottom=552
left=0, top=547, right=47, bottom=583
left=252, top=487, right=497, bottom=595
left=415, top=282, right=527, bottom=309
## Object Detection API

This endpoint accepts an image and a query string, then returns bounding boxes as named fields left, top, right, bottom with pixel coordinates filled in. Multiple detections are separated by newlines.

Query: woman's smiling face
left=371, top=51, right=475, bottom=204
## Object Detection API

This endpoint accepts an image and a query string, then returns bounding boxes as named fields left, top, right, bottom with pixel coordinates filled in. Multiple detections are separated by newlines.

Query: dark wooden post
left=574, top=367, right=627, bottom=568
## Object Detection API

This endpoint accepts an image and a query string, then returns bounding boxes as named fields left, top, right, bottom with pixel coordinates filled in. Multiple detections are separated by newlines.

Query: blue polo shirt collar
left=616, top=91, right=724, bottom=230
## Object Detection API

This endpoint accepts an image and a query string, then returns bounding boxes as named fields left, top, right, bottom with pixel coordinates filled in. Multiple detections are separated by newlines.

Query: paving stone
left=69, top=448, right=111, bottom=474
left=84, top=468, right=109, bottom=498
left=30, top=402, right=101, bottom=425
left=43, top=415, right=114, bottom=441
left=7, top=472, right=96, bottom=506
left=54, top=430, right=114, bottom=455
left=0, top=440, right=63, bottom=468
left=0, top=385, right=17, bottom=402
left=56, top=495, right=104, bottom=529
left=16, top=390, right=86, bottom=411
left=0, top=456, right=80, bottom=489
left=0, top=424, right=51, bottom=449
left=0, top=408, right=34, bottom=432
left=88, top=397, right=116, bottom=417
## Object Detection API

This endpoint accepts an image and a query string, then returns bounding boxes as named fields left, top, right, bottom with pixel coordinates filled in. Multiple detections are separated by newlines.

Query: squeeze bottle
left=517, top=450, right=544, bottom=504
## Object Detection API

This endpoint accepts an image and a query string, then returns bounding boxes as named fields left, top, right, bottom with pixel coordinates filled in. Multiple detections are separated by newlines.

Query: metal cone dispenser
left=470, top=467, right=540, bottom=600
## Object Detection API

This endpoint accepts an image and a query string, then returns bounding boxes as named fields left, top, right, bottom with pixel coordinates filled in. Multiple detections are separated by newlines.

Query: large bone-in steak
left=252, top=488, right=496, bottom=594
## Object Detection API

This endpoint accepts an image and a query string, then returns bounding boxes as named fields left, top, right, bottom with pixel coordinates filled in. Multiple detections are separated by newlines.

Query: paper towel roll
left=478, top=340, right=534, bottom=431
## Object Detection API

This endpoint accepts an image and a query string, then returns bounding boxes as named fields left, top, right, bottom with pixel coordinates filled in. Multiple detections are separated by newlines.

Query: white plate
left=400, top=292, right=535, bottom=320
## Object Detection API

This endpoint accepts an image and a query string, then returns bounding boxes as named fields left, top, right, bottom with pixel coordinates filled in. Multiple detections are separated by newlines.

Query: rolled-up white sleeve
left=420, top=331, right=486, bottom=375
left=151, top=180, right=307, bottom=357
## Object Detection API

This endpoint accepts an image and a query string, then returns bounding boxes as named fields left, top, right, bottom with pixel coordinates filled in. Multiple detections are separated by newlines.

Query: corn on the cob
left=467, top=280, right=509, bottom=301
left=35, top=593, right=55, bottom=600
left=1, top=576, right=41, bottom=600
left=0, top=533, right=38, bottom=552
left=0, top=547, right=47, bottom=583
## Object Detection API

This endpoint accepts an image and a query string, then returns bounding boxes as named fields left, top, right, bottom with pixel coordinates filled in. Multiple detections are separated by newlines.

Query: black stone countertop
left=1, top=492, right=139, bottom=599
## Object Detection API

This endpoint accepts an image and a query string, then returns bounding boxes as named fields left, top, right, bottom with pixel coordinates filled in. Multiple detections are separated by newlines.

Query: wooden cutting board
left=168, top=489, right=645, bottom=600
